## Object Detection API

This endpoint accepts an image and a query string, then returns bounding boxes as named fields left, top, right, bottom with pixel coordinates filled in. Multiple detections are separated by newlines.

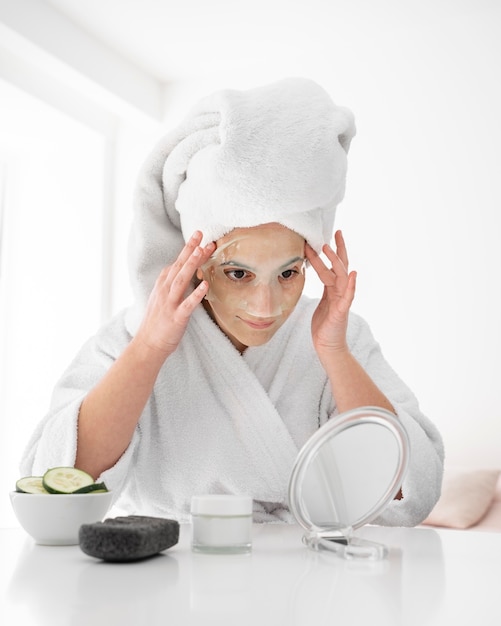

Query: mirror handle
left=303, top=530, right=388, bottom=560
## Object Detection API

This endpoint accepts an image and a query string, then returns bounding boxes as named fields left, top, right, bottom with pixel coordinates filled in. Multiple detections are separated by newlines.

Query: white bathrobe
left=20, top=296, right=444, bottom=525
left=20, top=80, right=444, bottom=526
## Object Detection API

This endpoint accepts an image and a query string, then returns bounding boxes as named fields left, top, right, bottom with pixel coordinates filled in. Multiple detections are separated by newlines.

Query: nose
left=244, top=283, right=283, bottom=318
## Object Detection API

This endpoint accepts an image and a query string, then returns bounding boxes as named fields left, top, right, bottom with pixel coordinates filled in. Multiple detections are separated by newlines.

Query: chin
left=238, top=327, right=282, bottom=348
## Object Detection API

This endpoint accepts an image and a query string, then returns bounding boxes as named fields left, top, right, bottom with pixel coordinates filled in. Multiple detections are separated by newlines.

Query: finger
left=199, top=240, right=217, bottom=265
left=337, top=271, right=357, bottom=315
left=322, top=244, right=349, bottom=277
left=169, top=244, right=207, bottom=298
left=305, top=244, right=333, bottom=283
left=165, top=238, right=215, bottom=298
left=305, top=243, right=344, bottom=287
left=177, top=280, right=209, bottom=319
left=165, top=231, right=204, bottom=282
left=170, top=239, right=215, bottom=297
left=334, top=230, right=349, bottom=269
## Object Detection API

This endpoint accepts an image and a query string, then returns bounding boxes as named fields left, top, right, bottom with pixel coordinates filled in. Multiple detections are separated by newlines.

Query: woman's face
left=200, top=223, right=306, bottom=352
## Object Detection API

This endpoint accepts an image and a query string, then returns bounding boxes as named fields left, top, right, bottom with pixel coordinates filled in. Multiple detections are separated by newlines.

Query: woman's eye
left=280, top=269, right=298, bottom=280
left=225, top=269, right=251, bottom=281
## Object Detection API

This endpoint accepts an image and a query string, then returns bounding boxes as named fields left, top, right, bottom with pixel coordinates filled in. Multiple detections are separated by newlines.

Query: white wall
left=139, top=2, right=501, bottom=470
left=2, top=0, right=500, bottom=474
left=0, top=79, right=109, bottom=526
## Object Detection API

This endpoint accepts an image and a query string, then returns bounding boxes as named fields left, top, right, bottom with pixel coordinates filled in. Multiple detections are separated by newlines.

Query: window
left=0, top=79, right=109, bottom=526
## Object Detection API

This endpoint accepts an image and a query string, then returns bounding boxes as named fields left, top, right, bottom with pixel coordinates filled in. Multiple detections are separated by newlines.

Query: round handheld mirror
left=288, top=406, right=409, bottom=560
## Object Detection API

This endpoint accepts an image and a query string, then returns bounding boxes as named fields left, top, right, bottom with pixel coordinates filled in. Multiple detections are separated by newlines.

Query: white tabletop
left=1, top=522, right=500, bottom=626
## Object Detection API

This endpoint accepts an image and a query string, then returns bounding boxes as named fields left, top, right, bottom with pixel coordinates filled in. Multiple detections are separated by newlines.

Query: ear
left=196, top=268, right=203, bottom=280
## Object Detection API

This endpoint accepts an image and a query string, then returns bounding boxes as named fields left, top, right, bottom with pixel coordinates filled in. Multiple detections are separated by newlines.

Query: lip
left=238, top=317, right=276, bottom=330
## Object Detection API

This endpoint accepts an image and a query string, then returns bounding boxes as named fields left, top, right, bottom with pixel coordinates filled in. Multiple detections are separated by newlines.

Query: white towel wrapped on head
left=127, top=78, right=355, bottom=332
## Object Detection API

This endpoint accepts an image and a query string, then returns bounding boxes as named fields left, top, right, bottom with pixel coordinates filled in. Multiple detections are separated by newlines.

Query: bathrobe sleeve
left=343, top=312, right=445, bottom=526
left=19, top=311, right=138, bottom=500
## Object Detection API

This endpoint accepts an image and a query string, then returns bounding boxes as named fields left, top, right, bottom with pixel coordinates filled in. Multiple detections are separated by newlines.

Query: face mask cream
left=190, top=495, right=253, bottom=554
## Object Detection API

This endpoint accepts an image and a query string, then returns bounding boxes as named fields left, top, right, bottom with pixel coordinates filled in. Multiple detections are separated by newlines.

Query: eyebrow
left=219, top=256, right=305, bottom=271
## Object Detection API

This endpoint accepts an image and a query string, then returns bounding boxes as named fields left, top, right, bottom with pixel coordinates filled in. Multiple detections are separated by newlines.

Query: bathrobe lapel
left=189, top=306, right=300, bottom=501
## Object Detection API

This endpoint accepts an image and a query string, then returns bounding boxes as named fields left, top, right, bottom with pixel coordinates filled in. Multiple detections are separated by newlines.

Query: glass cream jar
left=191, top=495, right=253, bottom=554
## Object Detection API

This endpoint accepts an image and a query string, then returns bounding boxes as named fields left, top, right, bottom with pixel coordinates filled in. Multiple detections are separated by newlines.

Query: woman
left=20, top=78, right=443, bottom=524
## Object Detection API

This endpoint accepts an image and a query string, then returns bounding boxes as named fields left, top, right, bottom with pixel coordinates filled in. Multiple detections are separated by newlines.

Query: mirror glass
left=288, top=407, right=409, bottom=558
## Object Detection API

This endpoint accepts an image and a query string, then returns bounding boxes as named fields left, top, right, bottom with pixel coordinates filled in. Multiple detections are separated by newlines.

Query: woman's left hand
left=305, top=230, right=357, bottom=357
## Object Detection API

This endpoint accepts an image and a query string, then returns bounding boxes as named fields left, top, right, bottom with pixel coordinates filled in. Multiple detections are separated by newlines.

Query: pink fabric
left=422, top=472, right=501, bottom=533
left=472, top=474, right=501, bottom=532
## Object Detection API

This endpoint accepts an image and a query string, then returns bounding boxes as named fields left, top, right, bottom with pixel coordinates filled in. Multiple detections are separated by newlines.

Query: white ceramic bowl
left=10, top=490, right=113, bottom=545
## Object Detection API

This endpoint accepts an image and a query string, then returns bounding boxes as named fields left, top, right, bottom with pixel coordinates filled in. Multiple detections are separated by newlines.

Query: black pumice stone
left=79, top=515, right=180, bottom=562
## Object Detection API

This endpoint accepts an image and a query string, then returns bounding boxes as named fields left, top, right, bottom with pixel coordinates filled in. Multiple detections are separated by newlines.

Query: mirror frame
left=288, top=406, right=409, bottom=539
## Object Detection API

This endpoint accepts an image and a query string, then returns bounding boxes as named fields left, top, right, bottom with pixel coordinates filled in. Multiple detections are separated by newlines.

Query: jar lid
left=191, top=494, right=253, bottom=516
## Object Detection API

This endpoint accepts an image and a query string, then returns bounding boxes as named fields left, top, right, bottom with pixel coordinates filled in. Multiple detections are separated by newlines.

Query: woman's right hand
left=135, top=231, right=216, bottom=358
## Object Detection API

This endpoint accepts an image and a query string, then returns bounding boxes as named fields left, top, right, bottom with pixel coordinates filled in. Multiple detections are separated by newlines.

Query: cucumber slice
left=73, top=482, right=108, bottom=494
left=42, top=467, right=95, bottom=494
left=16, top=476, right=49, bottom=494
